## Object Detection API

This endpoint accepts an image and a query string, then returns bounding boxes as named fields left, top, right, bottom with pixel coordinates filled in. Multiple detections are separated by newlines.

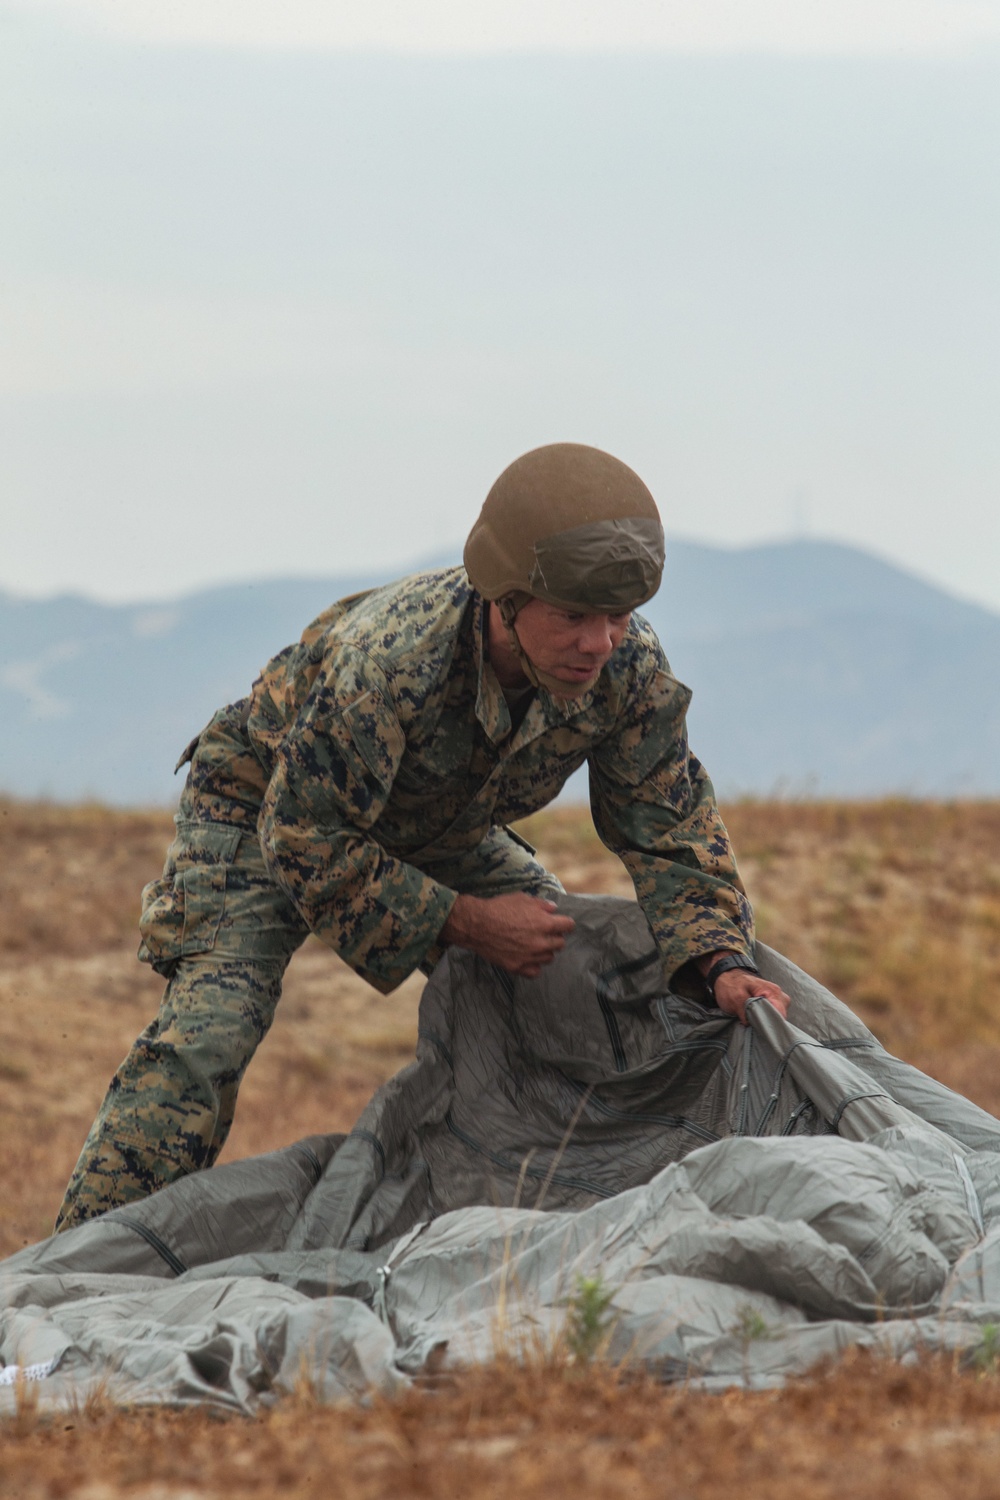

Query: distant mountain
left=642, top=540, right=1000, bottom=798
left=2, top=539, right=998, bottom=803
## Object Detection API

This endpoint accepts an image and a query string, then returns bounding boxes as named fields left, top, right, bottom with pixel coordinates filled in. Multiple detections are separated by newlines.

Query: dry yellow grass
left=7, top=1353, right=1000, bottom=1500
left=2, top=795, right=1000, bottom=1496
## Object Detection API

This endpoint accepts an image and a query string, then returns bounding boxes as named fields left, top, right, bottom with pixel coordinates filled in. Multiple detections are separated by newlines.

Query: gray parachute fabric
left=4, top=894, right=1000, bottom=1411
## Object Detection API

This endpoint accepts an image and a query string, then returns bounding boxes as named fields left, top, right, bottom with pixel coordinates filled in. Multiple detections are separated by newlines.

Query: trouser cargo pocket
left=138, top=822, right=243, bottom=976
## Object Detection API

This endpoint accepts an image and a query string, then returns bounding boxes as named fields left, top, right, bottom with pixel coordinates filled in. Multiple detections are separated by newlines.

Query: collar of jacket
left=471, top=592, right=619, bottom=749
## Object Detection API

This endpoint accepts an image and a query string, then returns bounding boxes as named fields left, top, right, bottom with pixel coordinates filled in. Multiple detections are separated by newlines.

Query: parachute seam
left=116, top=1218, right=188, bottom=1277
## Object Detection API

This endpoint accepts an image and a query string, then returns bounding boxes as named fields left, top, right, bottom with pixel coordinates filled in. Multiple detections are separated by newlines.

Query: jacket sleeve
left=257, top=643, right=458, bottom=993
left=588, top=653, right=754, bottom=985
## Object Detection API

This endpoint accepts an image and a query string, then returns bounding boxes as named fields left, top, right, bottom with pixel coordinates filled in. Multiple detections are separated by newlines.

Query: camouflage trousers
left=55, top=814, right=562, bottom=1232
left=55, top=820, right=311, bottom=1231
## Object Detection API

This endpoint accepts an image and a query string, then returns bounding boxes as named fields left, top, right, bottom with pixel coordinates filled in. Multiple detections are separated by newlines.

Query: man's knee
left=144, top=956, right=283, bottom=1082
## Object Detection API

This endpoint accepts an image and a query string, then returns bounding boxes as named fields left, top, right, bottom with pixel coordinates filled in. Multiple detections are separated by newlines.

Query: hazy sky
left=3, top=1, right=1000, bottom=609
left=13, top=0, right=1000, bottom=53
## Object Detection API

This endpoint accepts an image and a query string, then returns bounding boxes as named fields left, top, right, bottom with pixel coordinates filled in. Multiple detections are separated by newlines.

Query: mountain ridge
left=2, top=538, right=997, bottom=803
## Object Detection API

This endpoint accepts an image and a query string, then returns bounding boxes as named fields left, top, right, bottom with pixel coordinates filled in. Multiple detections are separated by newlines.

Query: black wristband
left=704, top=954, right=760, bottom=999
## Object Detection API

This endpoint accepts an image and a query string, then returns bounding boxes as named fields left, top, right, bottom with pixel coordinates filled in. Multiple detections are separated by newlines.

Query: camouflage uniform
left=56, top=568, right=752, bottom=1229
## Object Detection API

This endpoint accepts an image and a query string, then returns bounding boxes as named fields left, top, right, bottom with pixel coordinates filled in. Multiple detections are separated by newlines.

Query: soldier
left=55, top=442, right=789, bottom=1231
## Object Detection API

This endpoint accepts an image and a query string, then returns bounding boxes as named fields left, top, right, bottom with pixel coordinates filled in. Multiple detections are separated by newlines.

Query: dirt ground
left=2, top=796, right=1000, bottom=1497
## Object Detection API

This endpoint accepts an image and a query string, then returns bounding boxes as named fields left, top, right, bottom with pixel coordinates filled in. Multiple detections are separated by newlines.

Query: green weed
left=564, top=1274, right=616, bottom=1364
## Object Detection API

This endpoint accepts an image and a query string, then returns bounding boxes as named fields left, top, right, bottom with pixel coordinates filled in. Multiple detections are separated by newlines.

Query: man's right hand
left=440, top=893, right=576, bottom=978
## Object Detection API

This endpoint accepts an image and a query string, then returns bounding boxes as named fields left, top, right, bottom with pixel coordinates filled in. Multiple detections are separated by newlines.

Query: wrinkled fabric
left=10, top=897, right=1000, bottom=1411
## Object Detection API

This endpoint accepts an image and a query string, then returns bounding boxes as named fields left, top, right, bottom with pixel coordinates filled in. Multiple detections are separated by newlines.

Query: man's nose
left=577, top=617, right=615, bottom=657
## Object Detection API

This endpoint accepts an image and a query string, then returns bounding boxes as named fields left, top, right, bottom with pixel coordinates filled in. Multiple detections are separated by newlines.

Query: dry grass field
left=2, top=796, right=1000, bottom=1498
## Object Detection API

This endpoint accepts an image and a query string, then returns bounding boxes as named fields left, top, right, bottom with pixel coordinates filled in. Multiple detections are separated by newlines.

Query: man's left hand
left=712, top=969, right=790, bottom=1026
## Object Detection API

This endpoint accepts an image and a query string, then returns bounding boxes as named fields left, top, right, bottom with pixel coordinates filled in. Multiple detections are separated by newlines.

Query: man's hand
left=440, top=893, right=576, bottom=978
left=711, top=968, right=790, bottom=1026
left=695, top=951, right=790, bottom=1025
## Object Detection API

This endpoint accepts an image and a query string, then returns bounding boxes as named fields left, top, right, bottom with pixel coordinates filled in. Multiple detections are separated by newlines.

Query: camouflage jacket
left=182, top=567, right=753, bottom=992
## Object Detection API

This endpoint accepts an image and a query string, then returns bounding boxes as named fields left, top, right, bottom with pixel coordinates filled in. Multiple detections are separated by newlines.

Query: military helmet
left=464, top=442, right=664, bottom=615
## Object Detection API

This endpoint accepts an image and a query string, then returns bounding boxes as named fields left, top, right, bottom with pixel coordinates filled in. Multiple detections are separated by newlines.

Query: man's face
left=513, top=599, right=631, bottom=693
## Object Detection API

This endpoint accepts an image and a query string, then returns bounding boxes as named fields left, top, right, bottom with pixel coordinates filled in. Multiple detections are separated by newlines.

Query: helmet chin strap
left=496, top=596, right=592, bottom=699
left=497, top=596, right=541, bottom=688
